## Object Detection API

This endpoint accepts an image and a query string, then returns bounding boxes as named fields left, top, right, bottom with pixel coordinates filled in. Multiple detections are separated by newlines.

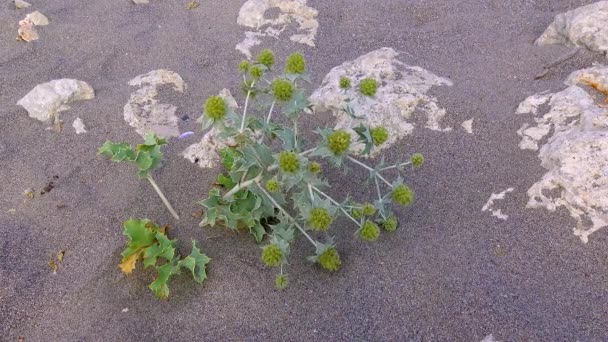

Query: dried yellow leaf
left=186, top=1, right=199, bottom=9
left=57, top=250, right=65, bottom=262
left=119, top=252, right=140, bottom=274
left=48, top=256, right=57, bottom=272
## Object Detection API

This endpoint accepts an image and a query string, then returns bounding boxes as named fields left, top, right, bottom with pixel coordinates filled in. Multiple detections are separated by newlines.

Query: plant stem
left=257, top=183, right=318, bottom=248
left=310, top=185, right=360, bottom=227
left=300, top=148, right=315, bottom=156
left=223, top=174, right=262, bottom=199
left=146, top=175, right=180, bottom=220
left=307, top=183, right=315, bottom=202
left=381, top=161, right=411, bottom=171
left=239, top=81, right=255, bottom=133
left=374, top=176, right=383, bottom=203
left=266, top=101, right=276, bottom=124
left=346, top=155, right=393, bottom=187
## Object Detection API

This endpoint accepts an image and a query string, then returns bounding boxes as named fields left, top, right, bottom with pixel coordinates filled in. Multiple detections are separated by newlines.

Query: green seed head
left=285, top=52, right=306, bottom=74
left=239, top=60, right=250, bottom=73
left=318, top=247, right=341, bottom=272
left=362, top=203, right=377, bottom=216
left=411, top=153, right=425, bottom=168
left=359, top=78, right=378, bottom=97
left=261, top=244, right=283, bottom=267
left=257, top=49, right=275, bottom=68
left=383, top=216, right=398, bottom=232
left=370, top=126, right=389, bottom=146
left=308, top=162, right=321, bottom=174
left=308, top=207, right=332, bottom=231
left=272, top=79, right=295, bottom=102
left=275, top=274, right=288, bottom=289
left=266, top=178, right=280, bottom=193
left=278, top=151, right=300, bottom=173
left=339, top=76, right=351, bottom=89
left=328, top=130, right=351, bottom=156
left=204, top=96, right=227, bottom=121
left=250, top=65, right=263, bottom=80
left=359, top=220, right=380, bottom=241
left=392, top=184, right=414, bottom=207
left=352, top=207, right=363, bottom=220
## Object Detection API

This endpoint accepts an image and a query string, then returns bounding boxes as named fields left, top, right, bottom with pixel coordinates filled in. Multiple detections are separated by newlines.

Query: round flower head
left=327, top=130, right=351, bottom=156
left=392, top=184, right=414, bottom=206
left=339, top=76, right=351, bottom=89
left=250, top=65, right=263, bottom=80
left=359, top=220, right=380, bottom=241
left=278, top=151, right=300, bottom=173
left=308, top=162, right=321, bottom=174
left=359, top=78, right=378, bottom=97
left=285, top=52, right=306, bottom=74
left=411, top=153, right=425, bottom=168
left=266, top=178, right=280, bottom=193
left=362, top=203, right=376, bottom=216
left=257, top=49, right=275, bottom=68
left=204, top=96, right=227, bottom=121
left=261, top=244, right=283, bottom=267
left=239, top=60, right=250, bottom=73
left=370, top=126, right=389, bottom=146
left=382, top=216, right=398, bottom=232
left=308, top=207, right=332, bottom=231
left=275, top=274, right=288, bottom=290
left=318, top=247, right=341, bottom=272
left=351, top=207, right=363, bottom=220
left=272, top=79, right=295, bottom=102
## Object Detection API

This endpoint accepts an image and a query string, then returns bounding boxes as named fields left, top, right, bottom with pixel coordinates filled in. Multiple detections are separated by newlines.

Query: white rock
left=309, top=48, right=453, bottom=156
left=236, top=0, right=318, bottom=58
left=132, top=0, right=150, bottom=4
left=481, top=188, right=514, bottom=221
left=123, top=70, right=185, bottom=139
left=25, top=11, right=49, bottom=26
left=14, top=0, right=32, bottom=9
left=72, top=118, right=87, bottom=134
left=17, top=79, right=95, bottom=123
left=461, top=118, right=474, bottom=134
left=536, top=1, right=608, bottom=55
left=516, top=65, right=608, bottom=243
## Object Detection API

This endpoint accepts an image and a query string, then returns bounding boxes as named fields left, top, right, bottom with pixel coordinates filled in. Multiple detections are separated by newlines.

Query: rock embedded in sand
left=17, top=79, right=95, bottom=123
left=481, top=188, right=514, bottom=221
left=516, top=65, right=608, bottom=243
left=14, top=0, right=32, bottom=9
left=17, top=19, right=38, bottom=42
left=309, top=47, right=453, bottom=156
left=72, top=118, right=87, bottom=134
left=132, top=0, right=150, bottom=4
left=25, top=11, right=49, bottom=26
left=236, top=0, right=319, bottom=58
left=536, top=1, right=608, bottom=55
left=123, top=69, right=185, bottom=139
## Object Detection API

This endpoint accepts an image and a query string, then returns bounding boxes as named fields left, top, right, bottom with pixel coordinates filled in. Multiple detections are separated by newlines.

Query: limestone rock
left=72, top=118, right=87, bottom=134
left=123, top=70, right=185, bottom=139
left=17, top=79, right=95, bottom=123
left=14, top=0, right=32, bottom=9
left=536, top=1, right=608, bottom=55
left=25, top=11, right=49, bottom=26
left=516, top=65, right=608, bottom=242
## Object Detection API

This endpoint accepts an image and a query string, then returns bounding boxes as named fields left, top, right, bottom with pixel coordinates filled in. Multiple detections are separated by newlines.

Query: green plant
left=197, top=49, right=424, bottom=289
left=99, top=133, right=180, bottom=219
left=119, top=219, right=210, bottom=299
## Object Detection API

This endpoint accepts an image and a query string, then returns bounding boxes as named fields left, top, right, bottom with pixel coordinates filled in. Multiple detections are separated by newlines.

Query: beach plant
left=197, top=50, right=424, bottom=289
left=118, top=218, right=210, bottom=299
left=98, top=133, right=180, bottom=220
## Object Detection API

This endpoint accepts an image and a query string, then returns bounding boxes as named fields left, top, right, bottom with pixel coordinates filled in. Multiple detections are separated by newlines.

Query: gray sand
left=1, top=0, right=607, bottom=340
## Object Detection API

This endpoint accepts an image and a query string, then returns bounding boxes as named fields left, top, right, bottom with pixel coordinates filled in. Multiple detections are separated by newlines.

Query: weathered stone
left=17, top=79, right=95, bottom=123
left=236, top=0, right=318, bottom=58
left=123, top=70, right=185, bottom=139
left=17, top=19, right=38, bottom=42
left=309, top=47, right=453, bottom=156
left=516, top=65, right=608, bottom=243
left=72, top=118, right=87, bottom=134
left=25, top=11, right=49, bottom=26
left=536, top=1, right=608, bottom=55
left=14, top=0, right=32, bottom=9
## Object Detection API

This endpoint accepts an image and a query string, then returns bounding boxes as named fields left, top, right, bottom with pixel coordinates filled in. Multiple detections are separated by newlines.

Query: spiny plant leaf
left=178, top=241, right=211, bottom=284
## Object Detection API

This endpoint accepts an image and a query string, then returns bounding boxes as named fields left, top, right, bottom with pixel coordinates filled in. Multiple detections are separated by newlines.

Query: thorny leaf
left=178, top=241, right=211, bottom=284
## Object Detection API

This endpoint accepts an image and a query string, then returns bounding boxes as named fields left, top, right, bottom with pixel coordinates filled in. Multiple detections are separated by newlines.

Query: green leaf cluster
left=119, top=219, right=210, bottom=299
left=98, top=133, right=166, bottom=178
